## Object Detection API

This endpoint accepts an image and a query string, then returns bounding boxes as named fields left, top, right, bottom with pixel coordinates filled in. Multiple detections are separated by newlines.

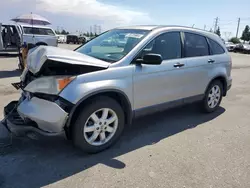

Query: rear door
left=133, top=31, right=189, bottom=112
left=206, top=38, right=231, bottom=80
left=181, top=32, right=212, bottom=99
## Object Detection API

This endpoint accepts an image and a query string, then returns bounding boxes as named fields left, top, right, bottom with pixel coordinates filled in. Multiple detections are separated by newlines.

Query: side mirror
left=137, top=53, right=162, bottom=65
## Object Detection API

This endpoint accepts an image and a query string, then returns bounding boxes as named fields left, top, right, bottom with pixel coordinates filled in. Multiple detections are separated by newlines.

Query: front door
left=133, top=31, right=189, bottom=115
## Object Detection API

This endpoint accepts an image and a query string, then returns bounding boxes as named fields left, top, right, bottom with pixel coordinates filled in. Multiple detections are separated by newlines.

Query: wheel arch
left=65, top=89, right=133, bottom=139
left=206, top=75, right=227, bottom=96
left=36, top=42, right=48, bottom=46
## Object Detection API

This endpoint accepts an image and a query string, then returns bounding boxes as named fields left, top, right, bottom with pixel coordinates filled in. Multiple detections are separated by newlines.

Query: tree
left=209, top=28, right=213, bottom=32
left=55, top=30, right=61, bottom=34
left=215, top=27, right=221, bottom=37
left=90, top=32, right=94, bottom=37
left=61, top=30, right=67, bottom=35
left=229, top=37, right=240, bottom=44
left=85, top=32, right=90, bottom=37
left=95, top=33, right=98, bottom=37
left=241, top=25, right=250, bottom=42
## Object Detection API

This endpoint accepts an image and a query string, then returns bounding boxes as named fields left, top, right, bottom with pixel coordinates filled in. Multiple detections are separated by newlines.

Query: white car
left=1, top=23, right=57, bottom=53
left=225, top=42, right=236, bottom=52
left=57, top=34, right=67, bottom=43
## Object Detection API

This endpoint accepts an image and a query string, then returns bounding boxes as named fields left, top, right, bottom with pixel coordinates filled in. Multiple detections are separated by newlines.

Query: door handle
left=208, top=59, right=215, bottom=63
left=173, top=63, right=185, bottom=68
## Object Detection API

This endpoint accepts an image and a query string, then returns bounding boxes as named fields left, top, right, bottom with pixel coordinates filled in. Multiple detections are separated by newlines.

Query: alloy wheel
left=207, top=85, right=221, bottom=108
left=83, top=108, right=118, bottom=146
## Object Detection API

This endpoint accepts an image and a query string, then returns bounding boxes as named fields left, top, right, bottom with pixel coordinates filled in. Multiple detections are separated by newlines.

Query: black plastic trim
left=134, top=94, right=204, bottom=118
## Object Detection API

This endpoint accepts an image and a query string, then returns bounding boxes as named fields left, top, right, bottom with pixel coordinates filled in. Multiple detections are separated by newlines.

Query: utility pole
left=214, top=17, right=219, bottom=33
left=236, top=18, right=240, bottom=38
left=204, top=25, right=206, bottom=30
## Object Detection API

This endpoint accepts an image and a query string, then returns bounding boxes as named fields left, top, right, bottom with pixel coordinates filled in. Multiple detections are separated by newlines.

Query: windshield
left=76, top=29, right=149, bottom=63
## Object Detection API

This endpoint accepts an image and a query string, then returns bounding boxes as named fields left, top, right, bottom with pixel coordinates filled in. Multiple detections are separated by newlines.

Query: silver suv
left=4, top=25, right=232, bottom=153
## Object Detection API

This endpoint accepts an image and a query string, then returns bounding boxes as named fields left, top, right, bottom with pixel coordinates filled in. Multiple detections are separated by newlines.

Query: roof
left=115, top=25, right=214, bottom=34
left=114, top=25, right=220, bottom=40
left=115, top=25, right=159, bottom=30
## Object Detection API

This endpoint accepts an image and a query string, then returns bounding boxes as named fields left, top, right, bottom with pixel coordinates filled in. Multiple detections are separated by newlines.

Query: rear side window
left=23, top=27, right=55, bottom=36
left=208, top=38, right=225, bottom=55
left=184, top=32, right=209, bottom=57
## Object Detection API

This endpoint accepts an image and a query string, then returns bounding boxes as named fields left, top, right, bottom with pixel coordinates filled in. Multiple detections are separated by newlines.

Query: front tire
left=202, top=80, right=223, bottom=113
left=72, top=96, right=125, bottom=153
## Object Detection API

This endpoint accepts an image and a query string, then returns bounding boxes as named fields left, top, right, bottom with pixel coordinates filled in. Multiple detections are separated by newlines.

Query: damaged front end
left=4, top=46, right=109, bottom=137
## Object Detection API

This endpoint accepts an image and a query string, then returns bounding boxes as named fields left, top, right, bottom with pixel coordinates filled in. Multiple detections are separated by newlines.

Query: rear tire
left=72, top=96, right=125, bottom=153
left=201, top=80, right=223, bottom=113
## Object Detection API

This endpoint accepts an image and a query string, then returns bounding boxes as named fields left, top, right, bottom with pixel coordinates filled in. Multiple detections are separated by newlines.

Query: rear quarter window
left=23, top=27, right=55, bottom=36
left=207, top=38, right=225, bottom=55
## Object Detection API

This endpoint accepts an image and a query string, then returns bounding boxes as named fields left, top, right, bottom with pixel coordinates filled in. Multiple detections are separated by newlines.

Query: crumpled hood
left=26, top=46, right=110, bottom=74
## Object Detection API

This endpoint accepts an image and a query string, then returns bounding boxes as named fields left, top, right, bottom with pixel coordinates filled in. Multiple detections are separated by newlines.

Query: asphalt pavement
left=0, top=44, right=249, bottom=188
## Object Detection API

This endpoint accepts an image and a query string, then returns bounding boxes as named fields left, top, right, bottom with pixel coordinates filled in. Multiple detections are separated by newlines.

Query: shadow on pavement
left=0, top=54, right=19, bottom=58
left=0, top=105, right=225, bottom=188
left=0, top=69, right=21, bottom=79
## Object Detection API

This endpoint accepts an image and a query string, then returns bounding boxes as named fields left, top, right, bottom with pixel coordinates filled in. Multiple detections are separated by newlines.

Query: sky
left=1, top=0, right=250, bottom=40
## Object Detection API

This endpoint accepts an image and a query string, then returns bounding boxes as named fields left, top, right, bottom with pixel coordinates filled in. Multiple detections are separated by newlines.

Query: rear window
left=208, top=38, right=225, bottom=55
left=184, top=32, right=209, bottom=57
left=23, top=27, right=55, bottom=36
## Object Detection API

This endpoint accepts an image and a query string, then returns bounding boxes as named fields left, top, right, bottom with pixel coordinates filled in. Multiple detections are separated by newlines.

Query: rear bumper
left=3, top=97, right=68, bottom=136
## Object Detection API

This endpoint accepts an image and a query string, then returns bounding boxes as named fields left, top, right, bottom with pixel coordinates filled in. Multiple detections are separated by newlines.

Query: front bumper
left=3, top=96, right=69, bottom=136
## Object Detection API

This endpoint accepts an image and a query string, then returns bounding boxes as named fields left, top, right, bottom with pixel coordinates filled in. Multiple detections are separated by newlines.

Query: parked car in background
left=233, top=43, right=244, bottom=53
left=225, top=41, right=236, bottom=52
left=21, top=24, right=58, bottom=47
left=57, top=34, right=67, bottom=43
left=79, top=36, right=87, bottom=44
left=1, top=23, right=57, bottom=54
left=4, top=25, right=232, bottom=153
left=66, top=34, right=89, bottom=44
left=242, top=44, right=250, bottom=54
left=233, top=43, right=250, bottom=54
left=66, top=34, right=80, bottom=44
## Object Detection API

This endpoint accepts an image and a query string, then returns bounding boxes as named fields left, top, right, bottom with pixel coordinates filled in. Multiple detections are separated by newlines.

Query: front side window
left=140, top=32, right=182, bottom=60
left=208, top=38, right=225, bottom=55
left=76, top=29, right=149, bottom=63
left=184, top=32, right=209, bottom=57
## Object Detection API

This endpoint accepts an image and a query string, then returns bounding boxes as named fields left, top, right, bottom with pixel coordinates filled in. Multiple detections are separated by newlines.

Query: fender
left=65, top=89, right=133, bottom=128
left=205, top=75, right=227, bottom=96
